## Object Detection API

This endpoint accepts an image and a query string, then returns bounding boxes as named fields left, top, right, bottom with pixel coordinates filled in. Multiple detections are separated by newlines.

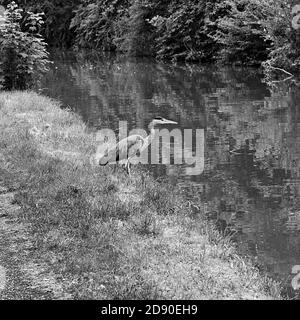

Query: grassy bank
left=0, top=91, right=281, bottom=299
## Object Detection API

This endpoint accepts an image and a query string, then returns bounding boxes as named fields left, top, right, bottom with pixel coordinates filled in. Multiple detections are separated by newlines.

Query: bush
left=212, top=0, right=272, bottom=65
left=0, top=0, right=80, bottom=46
left=70, top=0, right=130, bottom=51
left=262, top=0, right=300, bottom=76
left=114, top=0, right=157, bottom=57
left=149, top=1, right=211, bottom=62
left=28, top=0, right=81, bottom=47
left=213, top=0, right=300, bottom=74
left=0, top=1, right=50, bottom=90
left=116, top=0, right=225, bottom=62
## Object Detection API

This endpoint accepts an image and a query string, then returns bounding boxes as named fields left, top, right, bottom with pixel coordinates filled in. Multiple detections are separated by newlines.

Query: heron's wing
left=97, top=143, right=118, bottom=165
left=128, top=136, right=145, bottom=159
left=117, top=135, right=144, bottom=161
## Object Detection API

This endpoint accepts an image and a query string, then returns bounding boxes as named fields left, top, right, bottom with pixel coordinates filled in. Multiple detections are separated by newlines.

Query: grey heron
left=96, top=117, right=178, bottom=175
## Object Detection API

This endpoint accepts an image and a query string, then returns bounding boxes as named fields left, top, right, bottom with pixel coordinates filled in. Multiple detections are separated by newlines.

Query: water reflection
left=40, top=49, right=300, bottom=296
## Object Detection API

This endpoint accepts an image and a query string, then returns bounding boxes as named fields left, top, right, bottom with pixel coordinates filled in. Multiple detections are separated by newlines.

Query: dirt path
left=0, top=185, right=71, bottom=300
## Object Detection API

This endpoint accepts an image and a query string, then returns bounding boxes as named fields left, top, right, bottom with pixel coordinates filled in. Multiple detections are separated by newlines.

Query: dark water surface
left=40, top=49, right=300, bottom=296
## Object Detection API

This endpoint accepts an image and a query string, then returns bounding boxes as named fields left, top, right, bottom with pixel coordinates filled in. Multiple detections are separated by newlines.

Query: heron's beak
left=165, top=120, right=178, bottom=125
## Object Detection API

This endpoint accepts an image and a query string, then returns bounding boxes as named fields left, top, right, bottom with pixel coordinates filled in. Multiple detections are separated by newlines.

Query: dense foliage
left=214, top=0, right=300, bottom=74
left=1, top=0, right=299, bottom=76
left=262, top=0, right=300, bottom=75
left=69, top=0, right=226, bottom=62
left=0, top=0, right=80, bottom=46
left=68, top=0, right=300, bottom=74
left=0, top=2, right=50, bottom=90
left=70, top=0, right=130, bottom=51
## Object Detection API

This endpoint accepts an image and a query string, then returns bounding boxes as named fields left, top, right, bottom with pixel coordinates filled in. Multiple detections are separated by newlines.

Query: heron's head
left=149, top=116, right=178, bottom=129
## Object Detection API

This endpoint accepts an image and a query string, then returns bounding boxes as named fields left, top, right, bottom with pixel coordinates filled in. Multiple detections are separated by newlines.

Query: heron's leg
left=128, top=163, right=131, bottom=176
left=126, top=160, right=131, bottom=176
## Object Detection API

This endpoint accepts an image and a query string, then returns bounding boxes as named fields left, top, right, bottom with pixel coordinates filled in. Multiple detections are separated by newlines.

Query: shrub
left=28, top=0, right=80, bottom=47
left=70, top=0, right=130, bottom=51
left=149, top=1, right=210, bottom=62
left=262, top=0, right=300, bottom=76
left=0, top=0, right=80, bottom=46
left=0, top=1, right=50, bottom=90
left=114, top=0, right=157, bottom=57
left=213, top=0, right=300, bottom=74
left=212, top=0, right=273, bottom=65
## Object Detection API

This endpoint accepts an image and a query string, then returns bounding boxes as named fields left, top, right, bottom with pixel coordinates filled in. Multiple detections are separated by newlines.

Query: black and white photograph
left=0, top=0, right=300, bottom=307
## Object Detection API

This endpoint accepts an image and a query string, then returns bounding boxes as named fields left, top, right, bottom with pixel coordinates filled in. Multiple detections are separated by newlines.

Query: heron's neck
left=149, top=125, right=156, bottom=136
left=145, top=123, right=156, bottom=144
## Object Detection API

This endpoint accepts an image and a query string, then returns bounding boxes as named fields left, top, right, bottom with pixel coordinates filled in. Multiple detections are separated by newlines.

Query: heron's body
left=97, top=117, right=177, bottom=175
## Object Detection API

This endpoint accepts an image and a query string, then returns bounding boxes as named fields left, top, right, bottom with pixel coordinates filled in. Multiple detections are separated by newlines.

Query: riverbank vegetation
left=1, top=0, right=299, bottom=78
left=0, top=91, right=282, bottom=299
left=0, top=2, right=50, bottom=90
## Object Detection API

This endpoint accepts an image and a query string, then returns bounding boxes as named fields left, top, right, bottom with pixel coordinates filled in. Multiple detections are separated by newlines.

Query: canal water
left=40, top=49, right=300, bottom=297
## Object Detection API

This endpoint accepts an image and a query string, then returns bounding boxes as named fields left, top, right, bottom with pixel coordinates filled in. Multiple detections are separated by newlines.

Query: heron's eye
left=154, top=116, right=163, bottom=120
